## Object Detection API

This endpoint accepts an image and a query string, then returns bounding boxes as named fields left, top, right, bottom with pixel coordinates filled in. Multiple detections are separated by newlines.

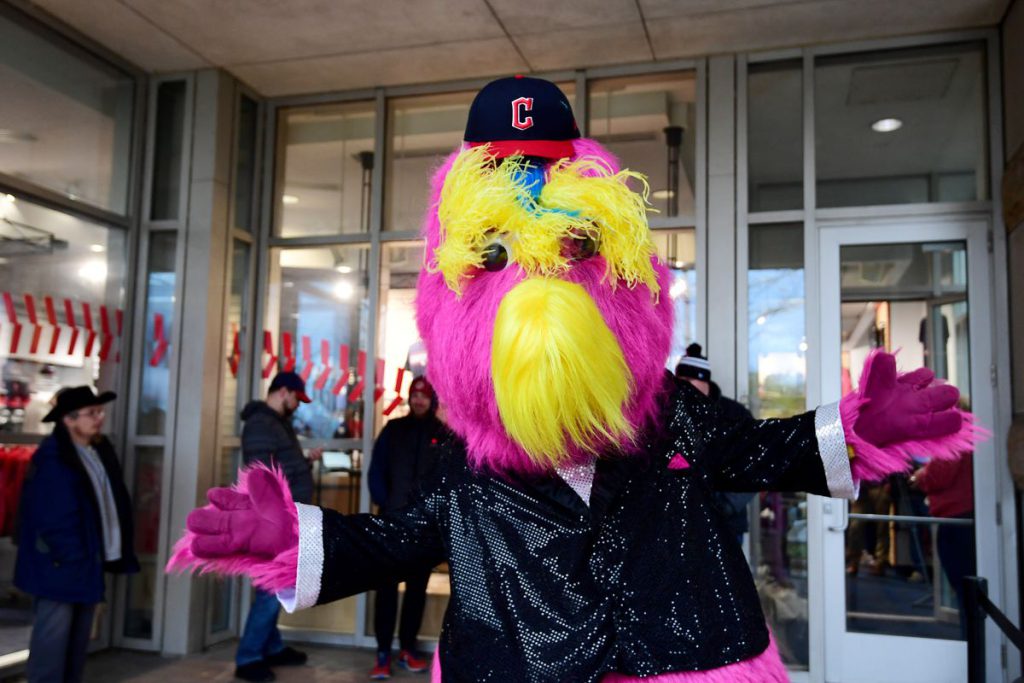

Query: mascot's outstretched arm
left=693, top=349, right=980, bottom=501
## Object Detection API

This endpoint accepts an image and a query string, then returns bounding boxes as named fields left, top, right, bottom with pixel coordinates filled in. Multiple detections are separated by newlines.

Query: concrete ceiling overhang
left=27, top=0, right=1011, bottom=97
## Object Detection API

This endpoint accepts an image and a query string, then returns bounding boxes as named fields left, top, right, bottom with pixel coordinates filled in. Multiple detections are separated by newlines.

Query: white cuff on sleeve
left=277, top=503, right=324, bottom=613
left=814, top=401, right=857, bottom=500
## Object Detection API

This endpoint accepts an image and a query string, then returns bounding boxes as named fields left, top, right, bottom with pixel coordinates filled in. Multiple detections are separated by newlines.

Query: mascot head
left=416, top=76, right=673, bottom=475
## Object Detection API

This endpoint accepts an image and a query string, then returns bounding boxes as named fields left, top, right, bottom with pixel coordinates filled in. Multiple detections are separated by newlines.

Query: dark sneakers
left=235, top=661, right=275, bottom=682
left=264, top=646, right=309, bottom=667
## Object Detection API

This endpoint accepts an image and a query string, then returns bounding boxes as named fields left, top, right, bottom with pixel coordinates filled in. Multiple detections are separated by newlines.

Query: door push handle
left=826, top=499, right=849, bottom=532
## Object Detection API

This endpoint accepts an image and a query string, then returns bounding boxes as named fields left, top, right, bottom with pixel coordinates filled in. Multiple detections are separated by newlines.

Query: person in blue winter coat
left=15, top=386, right=138, bottom=683
left=366, top=376, right=446, bottom=679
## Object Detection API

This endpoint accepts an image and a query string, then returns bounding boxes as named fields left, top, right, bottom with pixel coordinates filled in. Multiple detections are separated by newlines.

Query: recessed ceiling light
left=871, top=118, right=903, bottom=133
left=652, top=189, right=675, bottom=200
left=335, top=265, right=353, bottom=273
left=282, top=194, right=299, bottom=205
left=90, top=244, right=106, bottom=253
left=334, top=281, right=354, bottom=300
left=2, top=194, right=15, bottom=204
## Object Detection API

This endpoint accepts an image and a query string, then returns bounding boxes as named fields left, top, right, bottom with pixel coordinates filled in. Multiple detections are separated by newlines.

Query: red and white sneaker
left=397, top=649, right=429, bottom=673
left=369, top=652, right=391, bottom=680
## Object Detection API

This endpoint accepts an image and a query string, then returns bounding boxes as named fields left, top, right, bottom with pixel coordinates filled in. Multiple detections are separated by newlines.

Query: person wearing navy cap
left=234, top=371, right=321, bottom=682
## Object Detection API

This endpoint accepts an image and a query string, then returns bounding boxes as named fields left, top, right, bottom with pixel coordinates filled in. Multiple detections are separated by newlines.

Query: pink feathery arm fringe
left=165, top=464, right=300, bottom=594
left=839, top=350, right=987, bottom=484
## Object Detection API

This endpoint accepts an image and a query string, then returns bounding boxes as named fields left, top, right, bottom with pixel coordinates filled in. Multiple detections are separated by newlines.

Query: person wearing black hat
left=676, top=343, right=757, bottom=546
left=234, top=371, right=322, bottom=682
left=366, top=376, right=445, bottom=679
left=14, top=386, right=138, bottom=683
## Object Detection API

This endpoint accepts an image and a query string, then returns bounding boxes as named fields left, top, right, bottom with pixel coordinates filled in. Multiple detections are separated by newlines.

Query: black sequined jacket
left=285, top=379, right=854, bottom=682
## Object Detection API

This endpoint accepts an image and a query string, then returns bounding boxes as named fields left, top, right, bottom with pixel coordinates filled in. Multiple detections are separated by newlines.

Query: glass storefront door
left=817, top=219, right=998, bottom=682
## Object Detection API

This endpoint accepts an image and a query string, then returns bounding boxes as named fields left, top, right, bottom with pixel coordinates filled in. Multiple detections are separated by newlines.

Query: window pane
left=234, top=95, right=259, bottom=232
left=0, top=195, right=127, bottom=436
left=748, top=60, right=802, bottom=212
left=588, top=72, right=697, bottom=220
left=651, top=229, right=698, bottom=367
left=747, top=222, right=808, bottom=669
left=815, top=43, right=988, bottom=208
left=220, top=240, right=250, bottom=442
left=123, top=445, right=163, bottom=639
left=266, top=246, right=370, bottom=441
left=137, top=232, right=177, bottom=435
left=378, top=243, right=426, bottom=422
left=0, top=13, right=134, bottom=214
left=840, top=241, right=973, bottom=640
left=275, top=101, right=376, bottom=237
left=385, top=90, right=474, bottom=233
left=150, top=81, right=187, bottom=221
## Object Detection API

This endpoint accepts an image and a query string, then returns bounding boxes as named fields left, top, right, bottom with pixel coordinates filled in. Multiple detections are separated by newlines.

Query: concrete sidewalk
left=2, top=642, right=428, bottom=682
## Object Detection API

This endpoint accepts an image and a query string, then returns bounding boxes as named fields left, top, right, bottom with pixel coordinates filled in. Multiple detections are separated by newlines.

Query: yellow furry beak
left=491, top=277, right=633, bottom=468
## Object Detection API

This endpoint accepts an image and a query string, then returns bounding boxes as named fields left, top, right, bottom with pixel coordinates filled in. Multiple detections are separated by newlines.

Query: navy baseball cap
left=464, top=75, right=580, bottom=160
left=269, top=371, right=311, bottom=403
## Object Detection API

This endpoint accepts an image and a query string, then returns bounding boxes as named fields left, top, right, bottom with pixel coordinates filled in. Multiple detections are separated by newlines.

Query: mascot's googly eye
left=481, top=240, right=510, bottom=272
left=564, top=233, right=599, bottom=261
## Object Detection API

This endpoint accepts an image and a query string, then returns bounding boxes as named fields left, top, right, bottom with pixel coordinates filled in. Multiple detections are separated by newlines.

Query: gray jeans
left=27, top=599, right=96, bottom=683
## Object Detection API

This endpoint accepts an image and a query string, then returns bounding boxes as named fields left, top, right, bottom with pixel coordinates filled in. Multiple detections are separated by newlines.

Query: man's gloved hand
left=186, top=467, right=297, bottom=559
left=852, top=351, right=961, bottom=447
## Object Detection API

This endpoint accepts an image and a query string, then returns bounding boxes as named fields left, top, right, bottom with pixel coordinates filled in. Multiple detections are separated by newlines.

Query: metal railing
left=964, top=576, right=1024, bottom=682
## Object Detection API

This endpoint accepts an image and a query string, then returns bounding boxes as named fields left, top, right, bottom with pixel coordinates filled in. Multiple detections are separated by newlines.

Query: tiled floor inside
left=1, top=641, right=430, bottom=682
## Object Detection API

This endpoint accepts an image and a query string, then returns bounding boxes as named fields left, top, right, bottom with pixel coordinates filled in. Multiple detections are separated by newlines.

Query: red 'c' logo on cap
left=511, top=97, right=534, bottom=130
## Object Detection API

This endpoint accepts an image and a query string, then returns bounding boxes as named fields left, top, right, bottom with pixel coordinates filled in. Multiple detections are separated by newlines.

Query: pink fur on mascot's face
left=416, top=138, right=674, bottom=475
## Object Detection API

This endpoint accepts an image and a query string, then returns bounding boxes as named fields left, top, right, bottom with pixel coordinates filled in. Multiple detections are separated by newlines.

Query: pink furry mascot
left=170, top=77, right=979, bottom=682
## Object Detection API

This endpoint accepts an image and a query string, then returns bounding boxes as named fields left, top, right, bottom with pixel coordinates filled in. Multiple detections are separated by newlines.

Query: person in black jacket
left=15, top=386, right=138, bottom=683
left=676, top=343, right=756, bottom=546
left=366, top=376, right=445, bottom=679
left=234, top=371, right=321, bottom=682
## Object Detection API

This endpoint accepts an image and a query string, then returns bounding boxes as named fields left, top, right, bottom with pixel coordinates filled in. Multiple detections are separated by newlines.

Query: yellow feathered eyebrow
left=429, top=146, right=660, bottom=296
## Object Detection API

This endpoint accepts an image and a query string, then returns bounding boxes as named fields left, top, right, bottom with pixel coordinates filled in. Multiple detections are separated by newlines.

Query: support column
left=160, top=69, right=235, bottom=655
left=705, top=56, right=737, bottom=396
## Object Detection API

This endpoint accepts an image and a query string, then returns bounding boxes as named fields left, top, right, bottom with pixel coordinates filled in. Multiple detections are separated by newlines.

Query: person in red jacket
left=911, top=451, right=974, bottom=635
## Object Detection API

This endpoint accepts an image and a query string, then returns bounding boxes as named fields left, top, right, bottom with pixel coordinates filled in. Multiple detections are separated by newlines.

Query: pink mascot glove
left=840, top=350, right=984, bottom=482
left=166, top=464, right=300, bottom=594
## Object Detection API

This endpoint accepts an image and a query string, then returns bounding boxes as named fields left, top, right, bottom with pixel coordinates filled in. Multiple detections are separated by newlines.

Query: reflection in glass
left=746, top=223, right=808, bottom=669
left=123, top=446, right=163, bottom=639
left=276, top=101, right=376, bottom=236
left=220, top=240, right=250, bottom=441
left=0, top=196, right=127, bottom=436
left=268, top=246, right=369, bottom=441
left=841, top=241, right=973, bottom=640
left=378, top=243, right=425, bottom=425
left=651, top=230, right=698, bottom=370
left=234, top=95, right=259, bottom=232
left=137, top=232, right=177, bottom=435
left=151, top=81, right=187, bottom=221
left=588, top=73, right=697, bottom=219
left=0, top=13, right=134, bottom=213
left=385, top=91, right=475, bottom=233
left=748, top=61, right=802, bottom=212
left=815, top=43, right=987, bottom=208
